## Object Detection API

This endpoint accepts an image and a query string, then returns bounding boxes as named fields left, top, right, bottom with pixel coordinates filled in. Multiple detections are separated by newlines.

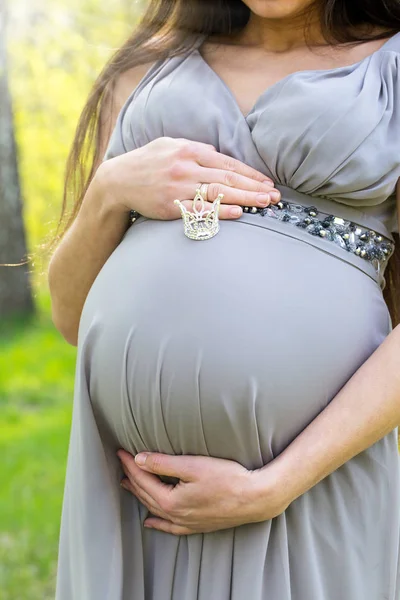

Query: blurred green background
left=0, top=1, right=144, bottom=597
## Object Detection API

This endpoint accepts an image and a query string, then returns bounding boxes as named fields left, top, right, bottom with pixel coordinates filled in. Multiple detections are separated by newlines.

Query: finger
left=174, top=138, right=217, bottom=153
left=199, top=167, right=278, bottom=196
left=121, top=476, right=159, bottom=509
left=200, top=183, right=278, bottom=209
left=144, top=517, right=196, bottom=536
left=119, top=450, right=176, bottom=498
left=171, top=197, right=244, bottom=220
left=134, top=452, right=198, bottom=482
left=121, top=478, right=167, bottom=518
left=117, top=450, right=175, bottom=491
left=195, top=148, right=274, bottom=185
left=121, top=479, right=173, bottom=519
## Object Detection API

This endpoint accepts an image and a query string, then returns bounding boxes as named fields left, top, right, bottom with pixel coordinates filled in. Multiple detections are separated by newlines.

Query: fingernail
left=135, top=453, right=148, bottom=466
left=230, top=207, right=242, bottom=217
left=263, top=179, right=273, bottom=184
left=120, top=480, right=129, bottom=490
left=256, top=193, right=270, bottom=206
left=270, top=191, right=281, bottom=202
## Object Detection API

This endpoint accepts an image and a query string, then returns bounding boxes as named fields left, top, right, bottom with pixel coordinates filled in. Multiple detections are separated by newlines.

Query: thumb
left=135, top=452, right=200, bottom=481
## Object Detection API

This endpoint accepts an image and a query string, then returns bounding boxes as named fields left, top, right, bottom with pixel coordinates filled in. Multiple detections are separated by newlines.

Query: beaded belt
left=129, top=199, right=395, bottom=274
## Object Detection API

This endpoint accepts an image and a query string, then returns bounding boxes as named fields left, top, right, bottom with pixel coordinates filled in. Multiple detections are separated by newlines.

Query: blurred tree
left=0, top=0, right=34, bottom=317
left=8, top=0, right=146, bottom=294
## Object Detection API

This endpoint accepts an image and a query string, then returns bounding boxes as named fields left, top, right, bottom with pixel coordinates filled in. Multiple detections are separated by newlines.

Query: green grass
left=0, top=291, right=77, bottom=600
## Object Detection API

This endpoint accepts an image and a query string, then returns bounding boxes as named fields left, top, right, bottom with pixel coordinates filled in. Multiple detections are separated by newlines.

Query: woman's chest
left=127, top=48, right=400, bottom=205
left=197, top=38, right=389, bottom=118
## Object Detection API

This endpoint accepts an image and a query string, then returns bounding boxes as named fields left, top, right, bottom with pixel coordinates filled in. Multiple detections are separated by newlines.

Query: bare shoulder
left=112, top=61, right=157, bottom=112
left=97, top=60, right=156, bottom=163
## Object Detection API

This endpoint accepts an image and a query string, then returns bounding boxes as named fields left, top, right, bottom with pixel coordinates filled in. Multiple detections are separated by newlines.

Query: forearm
left=261, top=324, right=400, bottom=505
left=48, top=169, right=129, bottom=346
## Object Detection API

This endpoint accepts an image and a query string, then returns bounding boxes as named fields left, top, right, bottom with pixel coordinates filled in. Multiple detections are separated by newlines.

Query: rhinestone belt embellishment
left=243, top=200, right=394, bottom=274
left=129, top=200, right=395, bottom=274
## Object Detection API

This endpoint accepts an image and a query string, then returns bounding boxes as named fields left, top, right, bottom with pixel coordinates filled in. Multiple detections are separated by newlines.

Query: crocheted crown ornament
left=174, top=188, right=223, bottom=240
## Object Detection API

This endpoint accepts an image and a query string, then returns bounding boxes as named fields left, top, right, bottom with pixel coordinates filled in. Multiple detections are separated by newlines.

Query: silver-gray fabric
left=56, top=32, right=400, bottom=599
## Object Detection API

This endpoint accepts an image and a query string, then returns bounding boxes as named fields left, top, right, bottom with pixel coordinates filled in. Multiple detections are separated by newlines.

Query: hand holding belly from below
left=117, top=448, right=291, bottom=535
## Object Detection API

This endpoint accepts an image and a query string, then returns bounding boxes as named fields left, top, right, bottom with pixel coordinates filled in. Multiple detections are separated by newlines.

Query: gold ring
left=199, top=183, right=209, bottom=202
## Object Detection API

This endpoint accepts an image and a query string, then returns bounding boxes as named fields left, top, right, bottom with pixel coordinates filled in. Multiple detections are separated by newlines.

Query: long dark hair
left=56, top=0, right=400, bottom=325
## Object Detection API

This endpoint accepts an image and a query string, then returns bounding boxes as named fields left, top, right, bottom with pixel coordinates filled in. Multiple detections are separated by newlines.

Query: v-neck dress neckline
left=194, top=30, right=400, bottom=120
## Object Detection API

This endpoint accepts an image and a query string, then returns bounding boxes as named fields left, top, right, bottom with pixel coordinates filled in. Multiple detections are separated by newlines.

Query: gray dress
left=56, top=32, right=400, bottom=599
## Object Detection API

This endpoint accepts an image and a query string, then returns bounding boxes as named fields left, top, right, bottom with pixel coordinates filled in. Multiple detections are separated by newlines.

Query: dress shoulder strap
left=189, top=32, right=208, bottom=51
left=102, top=34, right=208, bottom=161
left=381, top=30, right=400, bottom=53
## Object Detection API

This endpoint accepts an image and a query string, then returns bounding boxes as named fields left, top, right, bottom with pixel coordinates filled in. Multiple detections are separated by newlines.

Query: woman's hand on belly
left=118, top=449, right=290, bottom=535
left=98, top=137, right=281, bottom=221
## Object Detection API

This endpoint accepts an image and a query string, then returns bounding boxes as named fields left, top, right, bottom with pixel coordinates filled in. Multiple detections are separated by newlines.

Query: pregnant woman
left=49, top=0, right=400, bottom=598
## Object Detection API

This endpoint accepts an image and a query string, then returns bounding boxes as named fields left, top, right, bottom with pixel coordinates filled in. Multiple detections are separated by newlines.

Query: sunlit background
left=1, top=1, right=145, bottom=597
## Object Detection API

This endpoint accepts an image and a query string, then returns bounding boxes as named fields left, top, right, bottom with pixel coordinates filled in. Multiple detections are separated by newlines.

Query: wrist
left=78, top=170, right=130, bottom=233
left=90, top=160, right=131, bottom=219
left=247, top=458, right=298, bottom=521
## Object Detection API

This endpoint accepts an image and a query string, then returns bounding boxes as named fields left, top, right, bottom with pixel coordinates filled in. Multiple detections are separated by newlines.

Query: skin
left=116, top=1, right=400, bottom=535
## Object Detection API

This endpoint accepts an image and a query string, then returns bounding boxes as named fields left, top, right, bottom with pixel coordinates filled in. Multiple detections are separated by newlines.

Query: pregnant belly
left=78, top=215, right=391, bottom=469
